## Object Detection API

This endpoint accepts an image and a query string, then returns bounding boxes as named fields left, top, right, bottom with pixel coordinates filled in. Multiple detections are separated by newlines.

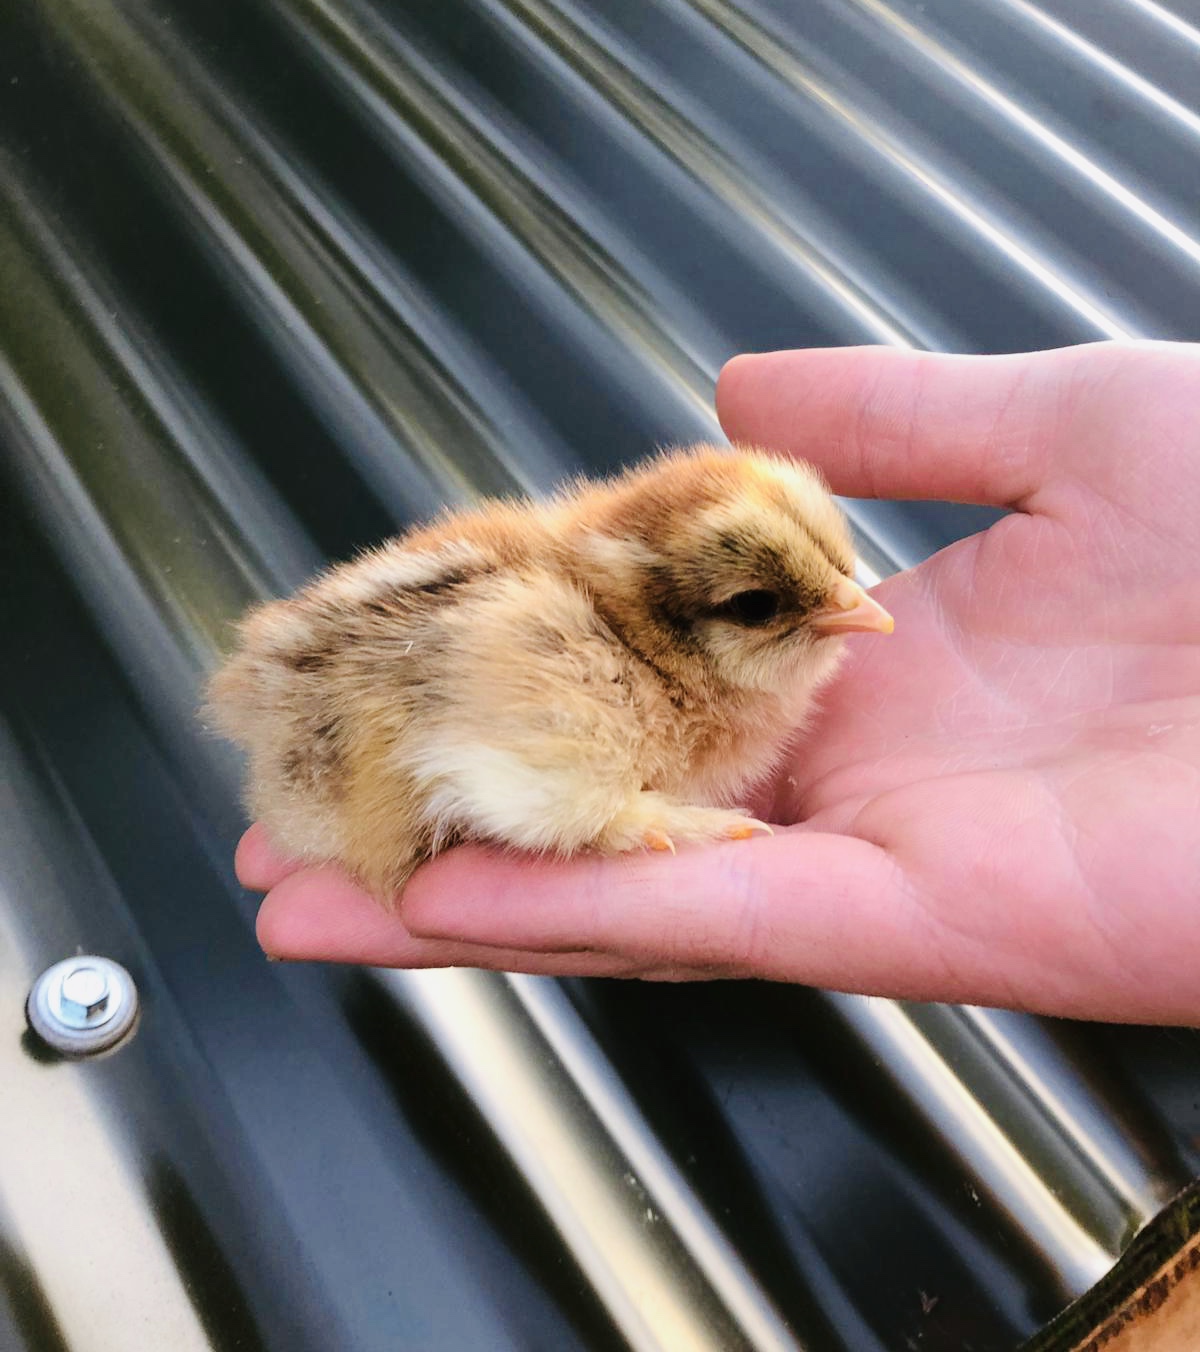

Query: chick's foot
left=597, top=792, right=773, bottom=857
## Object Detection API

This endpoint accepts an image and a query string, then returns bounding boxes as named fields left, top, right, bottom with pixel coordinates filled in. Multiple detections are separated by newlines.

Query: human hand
left=238, top=341, right=1200, bottom=1023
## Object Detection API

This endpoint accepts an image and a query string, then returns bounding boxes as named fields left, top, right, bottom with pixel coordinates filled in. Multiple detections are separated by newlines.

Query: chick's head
left=574, top=446, right=892, bottom=697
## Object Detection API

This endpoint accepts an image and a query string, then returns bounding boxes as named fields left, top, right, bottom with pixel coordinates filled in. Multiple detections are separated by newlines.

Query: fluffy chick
left=207, top=445, right=893, bottom=903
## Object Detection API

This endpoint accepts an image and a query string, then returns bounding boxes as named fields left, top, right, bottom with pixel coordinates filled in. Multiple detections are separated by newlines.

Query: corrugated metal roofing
left=3, top=2, right=1200, bottom=1348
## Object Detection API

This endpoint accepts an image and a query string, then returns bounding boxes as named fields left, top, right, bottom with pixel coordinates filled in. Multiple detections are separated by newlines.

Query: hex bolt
left=26, top=956, right=139, bottom=1056
left=59, top=965, right=112, bottom=1024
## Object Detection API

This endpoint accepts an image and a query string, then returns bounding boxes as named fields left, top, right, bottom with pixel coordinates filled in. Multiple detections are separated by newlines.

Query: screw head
left=26, top=956, right=138, bottom=1056
left=58, top=965, right=112, bottom=1025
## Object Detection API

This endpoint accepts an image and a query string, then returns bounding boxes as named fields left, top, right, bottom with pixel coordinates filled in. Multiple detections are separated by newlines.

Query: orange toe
left=727, top=820, right=774, bottom=840
left=644, top=829, right=677, bottom=854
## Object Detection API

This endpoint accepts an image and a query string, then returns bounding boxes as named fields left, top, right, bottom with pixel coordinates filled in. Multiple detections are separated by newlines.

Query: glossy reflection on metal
left=482, top=0, right=931, bottom=350
left=4, top=0, right=1200, bottom=1347
left=382, top=970, right=801, bottom=1351
left=825, top=997, right=1160, bottom=1294
left=37, top=0, right=566, bottom=512
left=845, top=0, right=1200, bottom=270
left=659, top=0, right=1137, bottom=340
left=0, top=1046, right=212, bottom=1352
left=268, top=0, right=727, bottom=427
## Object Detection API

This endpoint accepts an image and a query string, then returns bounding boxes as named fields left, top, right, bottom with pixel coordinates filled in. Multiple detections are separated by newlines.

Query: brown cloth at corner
left=1022, top=1181, right=1200, bottom=1352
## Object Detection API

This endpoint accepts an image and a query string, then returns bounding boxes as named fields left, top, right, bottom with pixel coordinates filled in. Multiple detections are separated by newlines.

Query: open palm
left=240, top=342, right=1200, bottom=1023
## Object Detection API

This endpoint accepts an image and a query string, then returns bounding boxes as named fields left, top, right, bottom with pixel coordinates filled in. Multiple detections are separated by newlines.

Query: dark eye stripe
left=717, top=589, right=782, bottom=626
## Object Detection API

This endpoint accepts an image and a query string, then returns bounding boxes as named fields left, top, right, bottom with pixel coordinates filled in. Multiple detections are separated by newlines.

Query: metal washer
left=26, top=956, right=139, bottom=1057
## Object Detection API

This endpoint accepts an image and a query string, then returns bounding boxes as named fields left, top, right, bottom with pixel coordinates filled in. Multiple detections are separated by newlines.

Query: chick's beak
left=809, top=576, right=894, bottom=636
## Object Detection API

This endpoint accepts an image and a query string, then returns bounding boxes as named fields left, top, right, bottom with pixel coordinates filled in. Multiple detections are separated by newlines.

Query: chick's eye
left=721, top=589, right=781, bottom=627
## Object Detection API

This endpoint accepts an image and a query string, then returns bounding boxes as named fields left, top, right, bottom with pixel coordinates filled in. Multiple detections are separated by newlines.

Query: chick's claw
left=726, top=819, right=774, bottom=840
left=643, top=829, right=677, bottom=854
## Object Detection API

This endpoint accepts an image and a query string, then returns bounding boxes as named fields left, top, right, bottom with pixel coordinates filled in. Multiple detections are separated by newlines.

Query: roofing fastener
left=58, top=965, right=112, bottom=1027
left=26, top=956, right=139, bottom=1057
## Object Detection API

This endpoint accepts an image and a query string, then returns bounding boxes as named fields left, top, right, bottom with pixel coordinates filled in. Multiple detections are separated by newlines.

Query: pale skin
left=237, top=341, right=1200, bottom=1025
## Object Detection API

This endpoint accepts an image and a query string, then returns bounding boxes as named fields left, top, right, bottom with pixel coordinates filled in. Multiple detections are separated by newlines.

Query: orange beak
left=809, top=576, right=894, bottom=636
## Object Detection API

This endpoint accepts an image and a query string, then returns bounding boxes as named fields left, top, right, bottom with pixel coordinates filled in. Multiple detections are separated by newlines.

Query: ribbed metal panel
left=3, top=2, right=1199, bottom=1348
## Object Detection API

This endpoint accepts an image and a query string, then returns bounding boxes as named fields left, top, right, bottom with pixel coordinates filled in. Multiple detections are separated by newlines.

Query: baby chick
left=207, top=445, right=892, bottom=903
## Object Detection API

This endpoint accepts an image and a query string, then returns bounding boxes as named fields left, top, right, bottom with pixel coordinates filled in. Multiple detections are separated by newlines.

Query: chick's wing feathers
left=208, top=543, right=670, bottom=891
left=397, top=570, right=662, bottom=856
left=205, top=537, right=502, bottom=869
